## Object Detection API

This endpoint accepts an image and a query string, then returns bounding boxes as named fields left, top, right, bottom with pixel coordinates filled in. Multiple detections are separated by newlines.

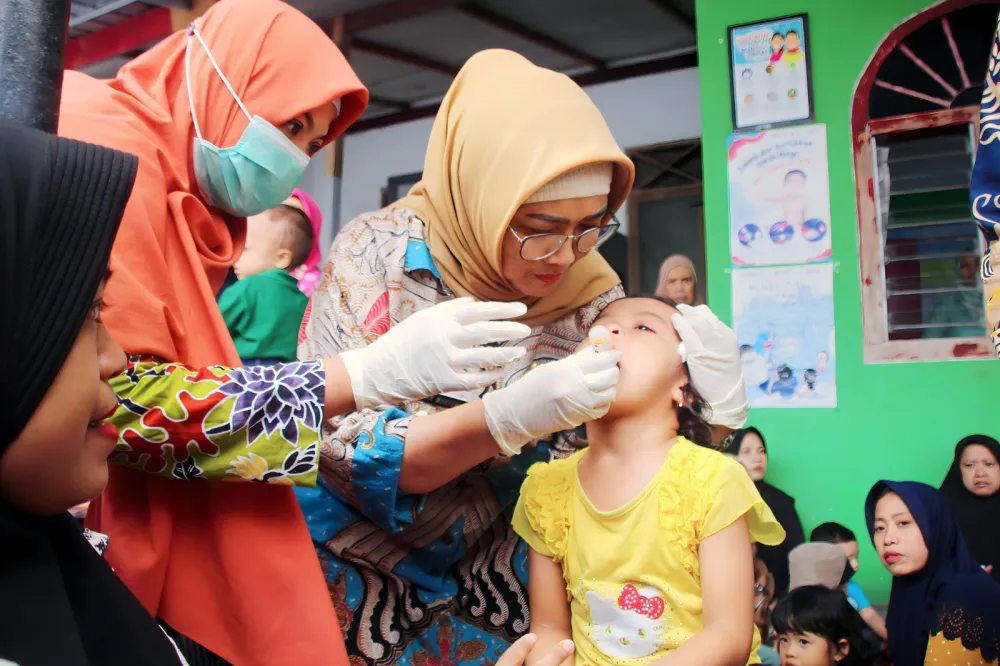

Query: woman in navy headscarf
left=865, top=480, right=1000, bottom=665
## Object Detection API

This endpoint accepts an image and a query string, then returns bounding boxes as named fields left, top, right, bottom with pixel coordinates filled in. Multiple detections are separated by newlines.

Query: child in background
left=285, top=188, right=324, bottom=296
left=772, top=586, right=878, bottom=666
left=220, top=203, right=314, bottom=365
left=810, top=523, right=887, bottom=641
left=513, top=296, right=785, bottom=666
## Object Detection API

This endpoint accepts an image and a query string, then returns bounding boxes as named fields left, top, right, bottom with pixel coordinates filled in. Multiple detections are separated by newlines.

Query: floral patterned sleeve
left=108, top=357, right=324, bottom=486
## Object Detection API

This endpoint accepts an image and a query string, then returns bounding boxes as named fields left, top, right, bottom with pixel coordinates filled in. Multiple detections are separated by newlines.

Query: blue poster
left=733, top=263, right=836, bottom=408
left=728, top=125, right=832, bottom=267
left=730, top=16, right=811, bottom=128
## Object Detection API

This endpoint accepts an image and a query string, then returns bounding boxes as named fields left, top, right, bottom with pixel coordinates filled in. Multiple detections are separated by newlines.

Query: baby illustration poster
left=728, top=124, right=832, bottom=267
left=732, top=264, right=836, bottom=408
left=729, top=14, right=813, bottom=129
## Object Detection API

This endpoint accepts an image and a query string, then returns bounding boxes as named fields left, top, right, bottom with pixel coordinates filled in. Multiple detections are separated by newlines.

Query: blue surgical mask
left=185, top=24, right=309, bottom=217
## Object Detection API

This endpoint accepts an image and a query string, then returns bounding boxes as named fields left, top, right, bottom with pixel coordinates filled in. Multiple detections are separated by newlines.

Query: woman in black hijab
left=940, top=435, right=1000, bottom=584
left=725, top=427, right=805, bottom=597
left=0, top=122, right=185, bottom=664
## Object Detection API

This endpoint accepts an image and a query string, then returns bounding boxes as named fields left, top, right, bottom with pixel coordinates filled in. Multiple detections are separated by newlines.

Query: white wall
left=332, top=66, right=701, bottom=244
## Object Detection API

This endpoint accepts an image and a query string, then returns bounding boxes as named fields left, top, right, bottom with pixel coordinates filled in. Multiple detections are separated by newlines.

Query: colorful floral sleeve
left=108, top=357, right=324, bottom=486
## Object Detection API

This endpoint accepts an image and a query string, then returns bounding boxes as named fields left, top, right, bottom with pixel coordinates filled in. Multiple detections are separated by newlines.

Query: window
left=853, top=0, right=997, bottom=362
left=380, top=171, right=422, bottom=207
left=875, top=124, right=985, bottom=341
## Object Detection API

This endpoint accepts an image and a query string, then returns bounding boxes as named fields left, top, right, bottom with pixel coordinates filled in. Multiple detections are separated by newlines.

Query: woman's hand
left=498, top=635, right=574, bottom=666
left=670, top=304, right=748, bottom=429
left=340, top=298, right=531, bottom=409
left=482, top=346, right=621, bottom=456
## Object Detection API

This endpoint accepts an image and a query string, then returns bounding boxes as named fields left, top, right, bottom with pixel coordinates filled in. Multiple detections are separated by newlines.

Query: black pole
left=0, top=0, right=72, bottom=133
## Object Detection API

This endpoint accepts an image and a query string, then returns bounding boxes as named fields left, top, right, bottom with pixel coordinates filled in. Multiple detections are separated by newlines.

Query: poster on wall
left=728, top=14, right=813, bottom=130
left=728, top=124, right=832, bottom=267
left=733, top=263, right=836, bottom=408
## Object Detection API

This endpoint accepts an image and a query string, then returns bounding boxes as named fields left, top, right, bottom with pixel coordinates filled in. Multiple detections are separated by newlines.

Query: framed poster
left=733, top=263, right=836, bottom=408
left=728, top=14, right=814, bottom=131
left=727, top=124, right=832, bottom=267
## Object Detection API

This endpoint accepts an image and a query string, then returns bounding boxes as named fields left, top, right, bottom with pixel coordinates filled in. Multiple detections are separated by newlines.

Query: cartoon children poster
left=727, top=124, right=832, bottom=267
left=732, top=263, right=837, bottom=409
left=729, top=14, right=812, bottom=129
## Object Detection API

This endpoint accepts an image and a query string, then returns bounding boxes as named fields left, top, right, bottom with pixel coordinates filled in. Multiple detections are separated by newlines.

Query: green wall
left=695, top=0, right=1000, bottom=602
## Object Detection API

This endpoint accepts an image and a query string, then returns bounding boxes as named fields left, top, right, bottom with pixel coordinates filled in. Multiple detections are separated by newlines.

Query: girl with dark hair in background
left=772, top=586, right=877, bottom=666
left=726, top=427, right=806, bottom=597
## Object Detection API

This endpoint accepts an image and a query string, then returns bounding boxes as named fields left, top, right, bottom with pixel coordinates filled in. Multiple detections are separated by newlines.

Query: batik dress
left=296, top=206, right=624, bottom=666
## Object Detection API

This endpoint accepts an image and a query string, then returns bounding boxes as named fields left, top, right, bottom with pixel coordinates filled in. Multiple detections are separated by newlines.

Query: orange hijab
left=57, top=1, right=367, bottom=663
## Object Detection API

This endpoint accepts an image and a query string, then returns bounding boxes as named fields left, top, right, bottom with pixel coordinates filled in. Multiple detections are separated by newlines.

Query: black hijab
left=866, top=481, right=1000, bottom=665
left=0, top=122, right=181, bottom=665
left=940, top=435, right=1000, bottom=584
left=725, top=427, right=805, bottom=596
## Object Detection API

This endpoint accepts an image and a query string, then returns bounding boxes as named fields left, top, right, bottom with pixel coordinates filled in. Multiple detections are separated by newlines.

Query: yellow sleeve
left=512, top=459, right=575, bottom=561
left=701, top=456, right=786, bottom=546
left=924, top=632, right=996, bottom=665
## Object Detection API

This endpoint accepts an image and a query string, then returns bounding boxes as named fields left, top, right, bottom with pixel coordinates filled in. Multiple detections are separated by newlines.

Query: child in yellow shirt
left=513, top=296, right=785, bottom=666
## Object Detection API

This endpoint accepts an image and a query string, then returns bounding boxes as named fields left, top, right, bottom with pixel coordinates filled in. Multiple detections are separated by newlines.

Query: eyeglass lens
left=520, top=226, right=614, bottom=261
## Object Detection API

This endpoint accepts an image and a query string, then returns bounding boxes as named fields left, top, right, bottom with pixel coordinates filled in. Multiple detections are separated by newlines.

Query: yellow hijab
left=397, top=49, right=635, bottom=326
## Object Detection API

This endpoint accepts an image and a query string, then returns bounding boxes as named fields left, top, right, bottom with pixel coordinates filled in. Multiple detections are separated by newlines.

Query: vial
left=589, top=325, right=612, bottom=352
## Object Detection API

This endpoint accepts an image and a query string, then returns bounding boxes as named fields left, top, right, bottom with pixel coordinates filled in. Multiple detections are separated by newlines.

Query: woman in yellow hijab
left=298, top=49, right=631, bottom=665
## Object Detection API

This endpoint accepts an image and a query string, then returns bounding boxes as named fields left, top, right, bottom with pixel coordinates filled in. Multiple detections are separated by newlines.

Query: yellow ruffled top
left=513, top=437, right=785, bottom=666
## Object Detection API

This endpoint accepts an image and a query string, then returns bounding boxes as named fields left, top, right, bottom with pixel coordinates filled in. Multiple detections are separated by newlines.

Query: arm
left=110, top=356, right=355, bottom=486
left=858, top=607, right=888, bottom=641
left=526, top=548, right=574, bottom=666
left=400, top=402, right=500, bottom=494
left=652, top=517, right=755, bottom=666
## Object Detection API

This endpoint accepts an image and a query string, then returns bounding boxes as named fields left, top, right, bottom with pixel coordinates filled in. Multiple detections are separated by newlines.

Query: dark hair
left=785, top=169, right=806, bottom=182
left=811, top=522, right=857, bottom=544
left=838, top=559, right=856, bottom=587
left=785, top=30, right=800, bottom=38
left=272, top=204, right=315, bottom=269
left=772, top=586, right=878, bottom=666
left=607, top=295, right=715, bottom=447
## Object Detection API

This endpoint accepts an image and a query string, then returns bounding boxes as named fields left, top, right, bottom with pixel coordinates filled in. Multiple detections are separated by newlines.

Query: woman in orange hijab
left=55, top=2, right=537, bottom=664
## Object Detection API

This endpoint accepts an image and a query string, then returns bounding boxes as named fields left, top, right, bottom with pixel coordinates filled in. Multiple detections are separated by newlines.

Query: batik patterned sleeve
left=297, top=211, right=427, bottom=534
left=972, top=13, right=1000, bottom=356
left=108, top=357, right=324, bottom=486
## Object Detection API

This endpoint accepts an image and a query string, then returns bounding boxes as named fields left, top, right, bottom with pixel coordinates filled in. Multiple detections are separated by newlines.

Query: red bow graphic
left=617, top=584, right=664, bottom=620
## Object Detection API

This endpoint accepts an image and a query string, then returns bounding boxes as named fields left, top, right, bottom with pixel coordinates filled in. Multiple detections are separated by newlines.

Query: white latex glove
left=670, top=304, right=748, bottom=429
left=340, top=297, right=531, bottom=410
left=482, top=345, right=621, bottom=456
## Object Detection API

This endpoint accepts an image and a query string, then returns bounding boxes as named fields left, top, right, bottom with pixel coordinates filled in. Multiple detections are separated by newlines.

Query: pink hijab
left=288, top=188, right=323, bottom=295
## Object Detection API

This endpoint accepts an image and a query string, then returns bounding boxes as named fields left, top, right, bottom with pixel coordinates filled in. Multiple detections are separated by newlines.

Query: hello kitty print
left=585, top=585, right=669, bottom=661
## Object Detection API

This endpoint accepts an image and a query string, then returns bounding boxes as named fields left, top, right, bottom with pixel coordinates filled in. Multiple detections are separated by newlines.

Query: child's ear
left=670, top=380, right=688, bottom=409
left=832, top=638, right=850, bottom=662
left=275, top=248, right=293, bottom=270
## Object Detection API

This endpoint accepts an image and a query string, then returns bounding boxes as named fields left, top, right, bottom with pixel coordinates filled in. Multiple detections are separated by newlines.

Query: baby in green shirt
left=220, top=204, right=314, bottom=365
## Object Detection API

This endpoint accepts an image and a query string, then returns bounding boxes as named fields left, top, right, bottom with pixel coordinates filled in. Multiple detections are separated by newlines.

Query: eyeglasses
left=508, top=218, right=620, bottom=261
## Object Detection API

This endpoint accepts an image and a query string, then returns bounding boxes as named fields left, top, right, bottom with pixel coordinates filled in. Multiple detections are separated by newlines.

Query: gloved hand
left=482, top=346, right=621, bottom=456
left=670, top=304, right=748, bottom=429
left=340, top=297, right=531, bottom=410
